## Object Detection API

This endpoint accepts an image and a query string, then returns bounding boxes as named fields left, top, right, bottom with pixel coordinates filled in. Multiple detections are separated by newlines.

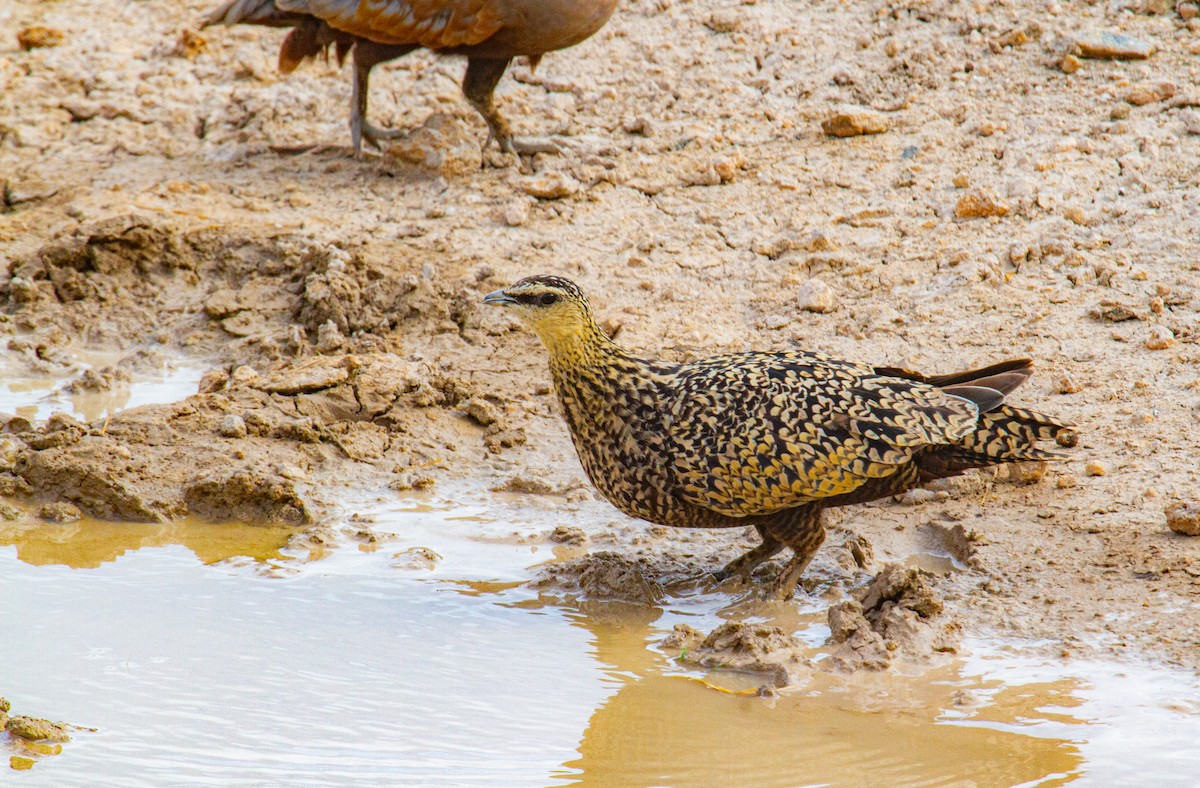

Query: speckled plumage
left=484, top=276, right=1075, bottom=598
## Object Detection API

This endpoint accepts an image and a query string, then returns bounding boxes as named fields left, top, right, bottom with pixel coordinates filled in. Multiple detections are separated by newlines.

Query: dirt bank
left=2, top=0, right=1199, bottom=672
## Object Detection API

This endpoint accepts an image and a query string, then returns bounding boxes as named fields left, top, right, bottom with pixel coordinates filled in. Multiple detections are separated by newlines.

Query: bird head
left=483, top=275, right=607, bottom=356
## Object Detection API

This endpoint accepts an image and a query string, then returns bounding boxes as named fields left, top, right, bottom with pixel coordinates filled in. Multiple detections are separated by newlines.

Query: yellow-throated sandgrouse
left=203, top=0, right=619, bottom=156
left=484, top=275, right=1075, bottom=599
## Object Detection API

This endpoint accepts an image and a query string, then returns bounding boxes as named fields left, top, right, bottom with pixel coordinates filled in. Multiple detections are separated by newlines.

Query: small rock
left=797, top=278, right=837, bottom=313
left=1055, top=374, right=1084, bottom=394
left=459, top=397, right=499, bottom=427
left=38, top=502, right=82, bottom=523
left=1165, top=501, right=1200, bottom=536
left=380, top=113, right=482, bottom=177
left=1075, top=31, right=1156, bottom=60
left=174, top=28, right=209, bottom=60
left=10, top=756, right=35, bottom=771
left=1085, top=461, right=1107, bottom=477
left=391, top=547, right=441, bottom=571
left=197, top=368, right=229, bottom=394
left=952, top=173, right=970, bottom=188
left=954, top=188, right=1010, bottom=219
left=821, top=107, right=889, bottom=137
left=1111, top=103, right=1132, bottom=120
left=1180, top=109, right=1200, bottom=135
left=1125, top=80, right=1176, bottom=105
left=713, top=153, right=746, bottom=183
left=520, top=172, right=580, bottom=200
left=5, top=715, right=72, bottom=742
left=705, top=9, right=743, bottom=33
left=16, top=26, right=65, bottom=50
left=550, top=525, right=588, bottom=545
left=0, top=501, right=23, bottom=521
left=1180, top=2, right=1200, bottom=21
left=502, top=199, right=530, bottom=227
left=0, top=435, right=24, bottom=473
left=218, top=414, right=247, bottom=439
left=995, top=461, right=1048, bottom=485
left=1060, top=54, right=1082, bottom=73
left=1056, top=474, right=1078, bottom=489
left=1144, top=325, right=1176, bottom=350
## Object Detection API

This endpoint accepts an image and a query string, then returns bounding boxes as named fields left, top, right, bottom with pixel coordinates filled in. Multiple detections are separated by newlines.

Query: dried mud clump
left=535, top=551, right=666, bottom=604
left=663, top=622, right=812, bottom=689
left=1165, top=501, right=1200, bottom=536
left=184, top=472, right=313, bottom=525
left=826, top=564, right=959, bottom=671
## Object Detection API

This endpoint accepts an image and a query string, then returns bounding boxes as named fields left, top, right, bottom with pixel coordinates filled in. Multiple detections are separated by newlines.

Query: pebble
left=520, top=172, right=580, bottom=200
left=218, top=414, right=248, bottom=439
left=1181, top=2, right=1200, bottom=20
left=1060, top=54, right=1082, bottom=74
left=796, top=278, right=837, bottom=313
left=0, top=435, right=23, bottom=473
left=1180, top=109, right=1200, bottom=135
left=16, top=26, right=65, bottom=50
left=1125, top=80, right=1175, bottom=105
left=1075, top=31, right=1155, bottom=60
left=1165, top=501, right=1200, bottom=536
left=821, top=108, right=889, bottom=137
left=705, top=9, right=743, bottom=33
left=954, top=188, right=1010, bottom=219
left=381, top=113, right=482, bottom=177
left=1085, top=461, right=1107, bottom=477
left=458, top=397, right=499, bottom=427
left=1144, top=324, right=1175, bottom=350
left=1055, top=374, right=1084, bottom=394
left=502, top=199, right=530, bottom=227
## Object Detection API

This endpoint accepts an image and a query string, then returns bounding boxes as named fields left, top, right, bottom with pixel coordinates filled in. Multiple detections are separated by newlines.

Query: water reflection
left=0, top=516, right=294, bottom=568
left=554, top=600, right=1083, bottom=788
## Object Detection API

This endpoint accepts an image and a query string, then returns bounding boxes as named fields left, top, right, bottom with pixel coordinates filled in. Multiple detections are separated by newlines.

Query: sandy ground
left=2, top=0, right=1199, bottom=673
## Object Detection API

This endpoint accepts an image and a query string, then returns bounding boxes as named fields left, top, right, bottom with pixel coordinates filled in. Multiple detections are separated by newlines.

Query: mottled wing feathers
left=662, top=351, right=981, bottom=518
left=276, top=0, right=504, bottom=47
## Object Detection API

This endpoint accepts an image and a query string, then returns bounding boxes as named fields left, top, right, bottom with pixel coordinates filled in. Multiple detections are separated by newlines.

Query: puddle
left=0, top=345, right=206, bottom=423
left=3, top=500, right=1199, bottom=785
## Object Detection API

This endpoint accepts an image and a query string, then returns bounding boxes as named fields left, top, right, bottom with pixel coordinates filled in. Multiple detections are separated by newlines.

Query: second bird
left=204, top=0, right=620, bottom=155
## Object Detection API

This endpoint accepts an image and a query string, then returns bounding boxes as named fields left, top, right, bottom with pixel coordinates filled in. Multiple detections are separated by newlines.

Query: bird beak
left=482, top=289, right=516, bottom=306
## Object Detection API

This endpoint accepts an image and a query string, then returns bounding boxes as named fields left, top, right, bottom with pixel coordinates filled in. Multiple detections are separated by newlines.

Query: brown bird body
left=484, top=276, right=1075, bottom=598
left=203, top=0, right=619, bottom=155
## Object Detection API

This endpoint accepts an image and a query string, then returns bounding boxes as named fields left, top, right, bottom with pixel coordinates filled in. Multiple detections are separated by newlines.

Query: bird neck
left=537, top=315, right=625, bottom=375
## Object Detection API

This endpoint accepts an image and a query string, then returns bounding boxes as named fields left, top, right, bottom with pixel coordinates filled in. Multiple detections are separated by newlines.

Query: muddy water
left=4, top=501, right=1200, bottom=786
left=0, top=347, right=206, bottom=423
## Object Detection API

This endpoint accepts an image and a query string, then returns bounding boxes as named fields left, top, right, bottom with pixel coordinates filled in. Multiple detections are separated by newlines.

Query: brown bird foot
left=762, top=551, right=819, bottom=601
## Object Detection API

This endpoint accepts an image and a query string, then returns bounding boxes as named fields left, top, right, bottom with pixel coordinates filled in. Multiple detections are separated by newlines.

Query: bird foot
left=352, top=119, right=409, bottom=157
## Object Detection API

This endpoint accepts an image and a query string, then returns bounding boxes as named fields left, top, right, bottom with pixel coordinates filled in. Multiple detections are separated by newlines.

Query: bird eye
left=539, top=293, right=558, bottom=306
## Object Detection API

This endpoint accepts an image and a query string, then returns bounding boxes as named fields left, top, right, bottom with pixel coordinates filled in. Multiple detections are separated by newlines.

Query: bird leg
left=350, top=41, right=414, bottom=156
left=762, top=510, right=827, bottom=601
left=714, top=524, right=785, bottom=581
left=463, top=57, right=563, bottom=163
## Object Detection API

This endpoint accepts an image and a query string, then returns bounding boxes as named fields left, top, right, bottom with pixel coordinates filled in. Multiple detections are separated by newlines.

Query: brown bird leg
left=714, top=524, right=785, bottom=581
left=350, top=41, right=415, bottom=155
left=463, top=57, right=562, bottom=161
left=763, top=508, right=826, bottom=600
